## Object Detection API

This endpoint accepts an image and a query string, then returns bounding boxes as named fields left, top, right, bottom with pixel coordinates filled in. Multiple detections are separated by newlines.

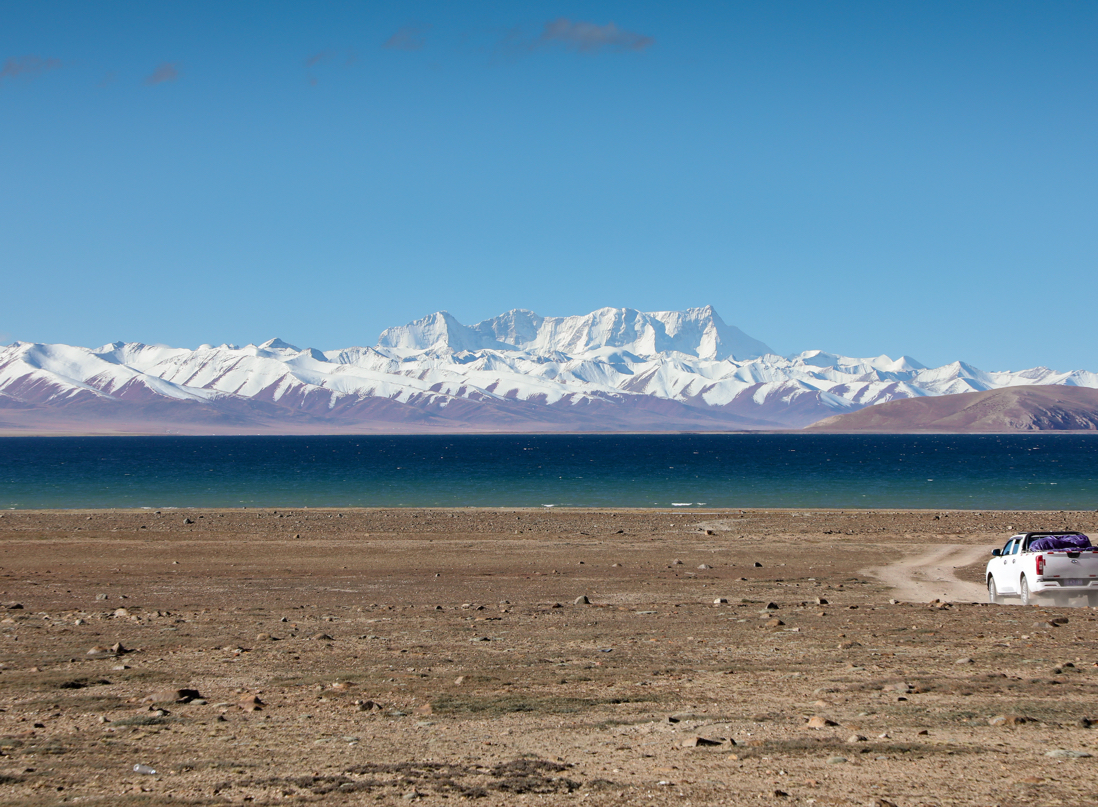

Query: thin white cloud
left=538, top=18, right=653, bottom=52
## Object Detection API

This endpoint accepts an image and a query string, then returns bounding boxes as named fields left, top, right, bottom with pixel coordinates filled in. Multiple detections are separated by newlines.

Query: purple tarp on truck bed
left=1028, top=534, right=1093, bottom=551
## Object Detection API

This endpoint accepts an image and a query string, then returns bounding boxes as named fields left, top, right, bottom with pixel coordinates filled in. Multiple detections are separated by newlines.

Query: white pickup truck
left=987, top=532, right=1098, bottom=606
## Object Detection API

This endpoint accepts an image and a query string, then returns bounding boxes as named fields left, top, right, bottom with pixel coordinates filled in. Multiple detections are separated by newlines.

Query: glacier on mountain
left=1, top=305, right=1096, bottom=433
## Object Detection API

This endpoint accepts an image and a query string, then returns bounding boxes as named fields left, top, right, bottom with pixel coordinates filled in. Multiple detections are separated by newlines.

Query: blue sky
left=2, top=1, right=1096, bottom=370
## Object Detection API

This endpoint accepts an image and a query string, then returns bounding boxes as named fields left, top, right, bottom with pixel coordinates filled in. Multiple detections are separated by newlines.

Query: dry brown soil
left=2, top=508, right=1098, bottom=806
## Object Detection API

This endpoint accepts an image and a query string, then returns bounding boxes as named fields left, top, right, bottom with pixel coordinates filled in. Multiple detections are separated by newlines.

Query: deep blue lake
left=2, top=433, right=1097, bottom=510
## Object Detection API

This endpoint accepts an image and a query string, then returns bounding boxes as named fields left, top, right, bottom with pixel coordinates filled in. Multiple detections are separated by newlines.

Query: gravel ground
left=1, top=507, right=1097, bottom=806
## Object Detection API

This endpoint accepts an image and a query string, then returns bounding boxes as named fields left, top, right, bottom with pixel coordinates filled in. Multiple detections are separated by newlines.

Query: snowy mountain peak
left=258, top=338, right=300, bottom=352
left=379, top=306, right=772, bottom=361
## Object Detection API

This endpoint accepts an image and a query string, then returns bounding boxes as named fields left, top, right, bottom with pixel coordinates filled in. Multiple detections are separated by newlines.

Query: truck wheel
left=1020, top=577, right=1032, bottom=606
left=988, top=578, right=1000, bottom=604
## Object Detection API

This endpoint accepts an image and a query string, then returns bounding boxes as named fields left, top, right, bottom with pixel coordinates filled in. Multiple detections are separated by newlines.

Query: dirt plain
left=1, top=508, right=1098, bottom=807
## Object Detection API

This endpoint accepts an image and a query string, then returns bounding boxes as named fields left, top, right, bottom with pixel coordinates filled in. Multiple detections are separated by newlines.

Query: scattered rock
left=713, top=598, right=728, bottom=605
left=815, top=597, right=828, bottom=605
left=765, top=602, right=779, bottom=610
left=753, top=562, right=763, bottom=568
left=453, top=676, right=465, bottom=685
left=2, top=602, right=24, bottom=610
left=955, top=657, right=974, bottom=665
left=807, top=716, right=838, bottom=728
left=183, top=518, right=195, bottom=525
left=1050, top=616, right=1070, bottom=626
left=846, top=734, right=867, bottom=743
left=95, top=594, right=109, bottom=601
left=256, top=633, right=273, bottom=641
left=765, top=618, right=785, bottom=628
left=1077, top=717, right=1093, bottom=728
left=574, top=595, right=590, bottom=605
left=772, top=789, right=789, bottom=797
left=916, top=730, right=929, bottom=736
left=698, top=564, right=711, bottom=570
left=826, top=756, right=847, bottom=764
left=311, top=632, right=334, bottom=641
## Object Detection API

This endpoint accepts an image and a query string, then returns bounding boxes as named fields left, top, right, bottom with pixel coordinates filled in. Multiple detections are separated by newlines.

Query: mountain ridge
left=2, top=305, right=1097, bottom=434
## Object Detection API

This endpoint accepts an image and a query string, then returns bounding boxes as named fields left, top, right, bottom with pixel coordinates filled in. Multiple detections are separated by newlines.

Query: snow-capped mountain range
left=2, top=305, right=1096, bottom=434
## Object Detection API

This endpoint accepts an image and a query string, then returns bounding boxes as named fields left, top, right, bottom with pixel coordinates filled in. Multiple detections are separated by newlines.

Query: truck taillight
left=1036, top=555, right=1045, bottom=575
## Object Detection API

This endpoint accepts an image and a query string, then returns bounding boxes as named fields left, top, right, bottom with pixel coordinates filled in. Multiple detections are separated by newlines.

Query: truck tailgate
left=1041, top=548, right=1098, bottom=583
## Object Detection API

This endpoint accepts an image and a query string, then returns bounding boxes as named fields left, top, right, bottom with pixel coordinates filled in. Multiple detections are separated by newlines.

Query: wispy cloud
left=304, top=49, right=357, bottom=85
left=538, top=18, right=653, bottom=52
left=305, top=50, right=333, bottom=68
left=144, top=63, right=179, bottom=85
left=383, top=24, right=432, bottom=51
left=0, top=55, right=62, bottom=82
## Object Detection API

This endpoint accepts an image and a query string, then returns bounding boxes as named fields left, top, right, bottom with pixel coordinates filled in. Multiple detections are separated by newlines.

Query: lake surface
left=2, top=433, right=1097, bottom=510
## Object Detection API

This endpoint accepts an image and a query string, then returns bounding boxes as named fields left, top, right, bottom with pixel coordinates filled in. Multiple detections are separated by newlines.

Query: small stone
left=95, top=594, right=109, bottom=601
left=143, top=688, right=201, bottom=704
left=705, top=529, right=716, bottom=536
left=889, top=598, right=900, bottom=605
left=826, top=756, right=847, bottom=764
left=753, top=562, right=763, bottom=568
left=765, top=618, right=785, bottom=628
left=917, top=729, right=929, bottom=736
left=672, top=559, right=683, bottom=565
left=772, top=789, right=789, bottom=797
left=402, top=789, right=421, bottom=800
left=713, top=598, right=728, bottom=605
left=988, top=714, right=1030, bottom=726
left=238, top=694, right=264, bottom=712
left=574, top=595, right=590, bottom=605
left=183, top=518, right=195, bottom=525
left=1045, top=749, right=1092, bottom=758
left=311, top=632, right=334, bottom=641
left=765, top=602, right=779, bottom=610
left=1077, top=717, right=1093, bottom=728
left=815, top=597, right=828, bottom=605
left=807, top=716, right=838, bottom=728
left=86, top=646, right=113, bottom=658
left=256, top=633, right=273, bottom=642
left=681, top=736, right=723, bottom=747
left=453, top=676, right=465, bottom=685
left=955, top=657, right=974, bottom=665
left=846, top=734, right=867, bottom=743
left=113, top=608, right=130, bottom=618
left=698, top=564, right=711, bottom=570
left=1050, top=616, right=1070, bottom=625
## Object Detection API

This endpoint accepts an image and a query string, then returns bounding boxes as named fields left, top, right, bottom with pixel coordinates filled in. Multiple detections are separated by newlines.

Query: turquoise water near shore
left=2, top=433, right=1098, bottom=510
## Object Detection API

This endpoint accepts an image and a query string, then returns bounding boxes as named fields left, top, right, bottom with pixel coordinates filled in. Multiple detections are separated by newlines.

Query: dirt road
left=866, top=543, right=991, bottom=603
